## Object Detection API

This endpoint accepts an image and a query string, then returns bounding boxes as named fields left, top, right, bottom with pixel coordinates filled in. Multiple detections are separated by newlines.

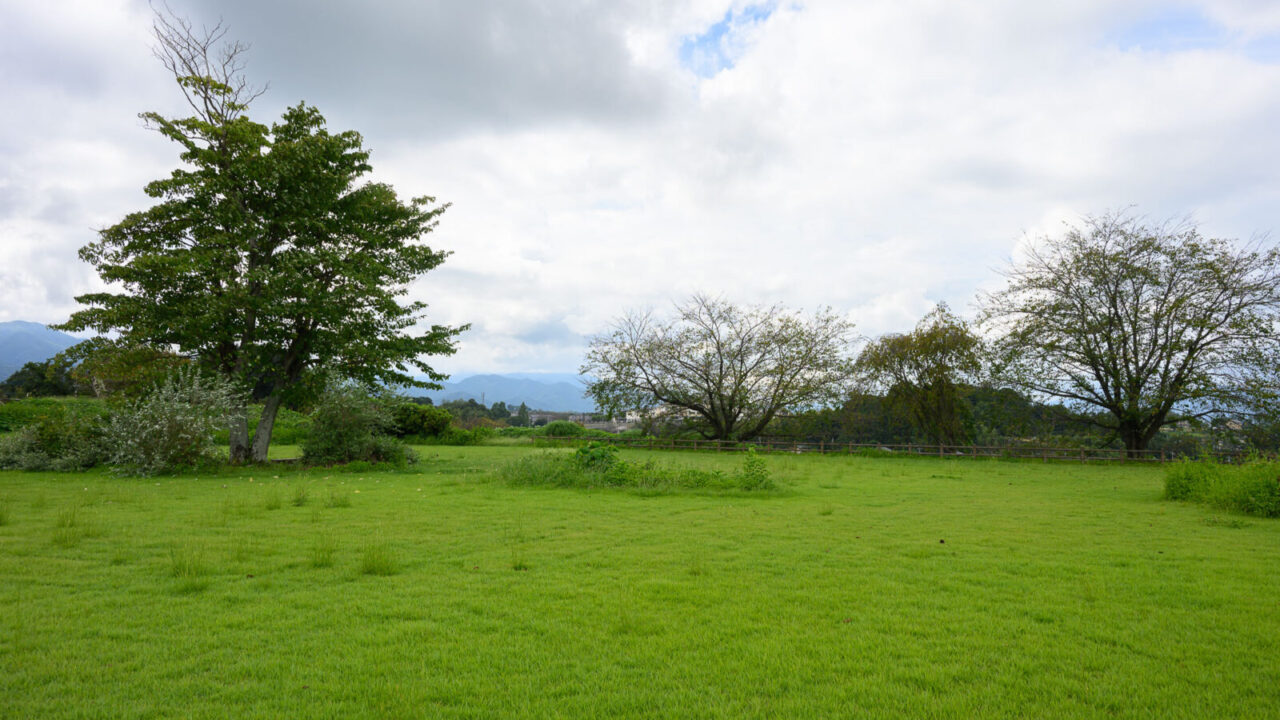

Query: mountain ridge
left=0, top=321, right=82, bottom=381
left=409, top=373, right=595, bottom=413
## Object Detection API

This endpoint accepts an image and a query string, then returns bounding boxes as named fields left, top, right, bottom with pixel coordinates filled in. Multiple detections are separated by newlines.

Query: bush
left=1165, top=460, right=1280, bottom=518
left=390, top=403, right=452, bottom=438
left=0, top=400, right=112, bottom=471
left=541, top=420, right=585, bottom=437
left=105, top=367, right=239, bottom=476
left=573, top=442, right=619, bottom=470
left=302, top=384, right=415, bottom=466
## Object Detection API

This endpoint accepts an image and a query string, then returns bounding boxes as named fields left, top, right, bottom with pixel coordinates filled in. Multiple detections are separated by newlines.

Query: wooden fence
left=534, top=435, right=1265, bottom=464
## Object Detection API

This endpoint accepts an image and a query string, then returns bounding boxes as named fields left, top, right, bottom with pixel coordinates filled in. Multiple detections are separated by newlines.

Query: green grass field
left=1, top=447, right=1277, bottom=718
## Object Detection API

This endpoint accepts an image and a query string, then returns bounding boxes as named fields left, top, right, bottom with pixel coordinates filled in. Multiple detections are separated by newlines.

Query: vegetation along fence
left=535, top=436, right=1266, bottom=464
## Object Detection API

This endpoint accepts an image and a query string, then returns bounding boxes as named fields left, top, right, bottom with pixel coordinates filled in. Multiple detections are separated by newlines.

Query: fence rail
left=534, top=435, right=1265, bottom=464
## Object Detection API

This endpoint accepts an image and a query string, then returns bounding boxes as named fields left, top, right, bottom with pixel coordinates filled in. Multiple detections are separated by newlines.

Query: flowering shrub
left=104, top=366, right=240, bottom=476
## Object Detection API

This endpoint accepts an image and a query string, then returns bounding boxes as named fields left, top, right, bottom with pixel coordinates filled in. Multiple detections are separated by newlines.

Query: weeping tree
left=59, top=10, right=464, bottom=462
left=856, top=303, right=982, bottom=445
left=981, top=211, right=1280, bottom=456
left=582, top=294, right=858, bottom=441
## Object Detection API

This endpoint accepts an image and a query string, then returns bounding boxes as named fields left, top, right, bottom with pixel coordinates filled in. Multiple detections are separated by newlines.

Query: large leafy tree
left=582, top=294, right=857, bottom=441
left=59, top=12, right=463, bottom=462
left=981, top=211, right=1280, bottom=456
left=856, top=303, right=982, bottom=445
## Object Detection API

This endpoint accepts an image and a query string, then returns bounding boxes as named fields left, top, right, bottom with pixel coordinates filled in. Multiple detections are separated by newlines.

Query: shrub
left=0, top=402, right=111, bottom=471
left=1165, top=460, right=1280, bottom=518
left=390, top=403, right=452, bottom=438
left=737, top=446, right=773, bottom=490
left=105, top=367, right=238, bottom=476
left=416, top=424, right=495, bottom=446
left=573, top=442, right=619, bottom=470
left=541, top=420, right=585, bottom=437
left=302, top=384, right=415, bottom=466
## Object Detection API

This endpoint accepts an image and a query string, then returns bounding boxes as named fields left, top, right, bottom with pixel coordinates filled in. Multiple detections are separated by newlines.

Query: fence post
left=938, top=443, right=943, bottom=458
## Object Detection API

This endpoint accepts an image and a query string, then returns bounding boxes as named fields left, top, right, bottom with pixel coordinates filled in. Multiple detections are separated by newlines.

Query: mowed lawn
left=1, top=447, right=1277, bottom=719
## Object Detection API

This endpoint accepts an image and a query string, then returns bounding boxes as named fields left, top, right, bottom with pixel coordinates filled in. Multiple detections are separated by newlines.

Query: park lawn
left=0, top=447, right=1277, bottom=719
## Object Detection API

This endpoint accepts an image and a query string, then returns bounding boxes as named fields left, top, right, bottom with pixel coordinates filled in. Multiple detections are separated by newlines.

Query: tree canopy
left=856, top=303, right=982, bottom=445
left=981, top=211, right=1280, bottom=455
left=58, top=11, right=463, bottom=462
left=582, top=294, right=857, bottom=441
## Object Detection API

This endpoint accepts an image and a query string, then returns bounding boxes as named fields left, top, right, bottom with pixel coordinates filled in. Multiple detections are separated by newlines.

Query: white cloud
left=3, top=0, right=1279, bottom=377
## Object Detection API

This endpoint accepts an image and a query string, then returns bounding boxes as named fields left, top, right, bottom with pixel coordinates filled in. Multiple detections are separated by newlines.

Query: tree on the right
left=981, top=211, right=1280, bottom=456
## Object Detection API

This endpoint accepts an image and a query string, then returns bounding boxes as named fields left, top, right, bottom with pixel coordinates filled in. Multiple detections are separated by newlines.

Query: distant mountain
left=0, top=321, right=83, bottom=381
left=409, top=373, right=596, bottom=413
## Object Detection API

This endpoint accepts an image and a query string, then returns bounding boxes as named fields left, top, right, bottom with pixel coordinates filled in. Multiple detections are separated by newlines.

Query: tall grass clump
left=1165, top=460, right=1280, bottom=518
left=359, top=541, right=400, bottom=576
left=105, top=366, right=240, bottom=476
left=169, top=542, right=212, bottom=593
left=500, top=443, right=775, bottom=492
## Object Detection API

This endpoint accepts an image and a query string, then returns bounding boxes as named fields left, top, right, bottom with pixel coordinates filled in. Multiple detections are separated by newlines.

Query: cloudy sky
left=3, top=0, right=1279, bottom=378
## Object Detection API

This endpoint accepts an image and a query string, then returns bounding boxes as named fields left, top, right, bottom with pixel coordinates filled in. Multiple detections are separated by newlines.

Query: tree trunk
left=229, top=402, right=251, bottom=464
left=250, top=394, right=283, bottom=463
left=1121, top=425, right=1147, bottom=459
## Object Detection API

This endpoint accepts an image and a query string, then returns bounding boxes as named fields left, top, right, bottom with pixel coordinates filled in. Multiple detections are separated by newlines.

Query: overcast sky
left=3, top=0, right=1279, bottom=378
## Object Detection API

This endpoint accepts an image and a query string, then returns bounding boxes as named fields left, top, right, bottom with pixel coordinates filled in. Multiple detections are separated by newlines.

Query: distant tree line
left=586, top=212, right=1280, bottom=455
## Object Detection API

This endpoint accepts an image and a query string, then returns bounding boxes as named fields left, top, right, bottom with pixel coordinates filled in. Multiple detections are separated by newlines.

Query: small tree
left=59, top=10, right=463, bottom=463
left=982, top=211, right=1280, bottom=456
left=489, top=401, right=511, bottom=422
left=583, top=294, right=857, bottom=441
left=856, top=304, right=982, bottom=445
left=513, top=402, right=532, bottom=427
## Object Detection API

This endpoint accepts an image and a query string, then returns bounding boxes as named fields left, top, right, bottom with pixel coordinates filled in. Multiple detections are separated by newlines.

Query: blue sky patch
left=1110, top=5, right=1280, bottom=62
left=679, top=3, right=777, bottom=78
left=1111, top=6, right=1227, bottom=52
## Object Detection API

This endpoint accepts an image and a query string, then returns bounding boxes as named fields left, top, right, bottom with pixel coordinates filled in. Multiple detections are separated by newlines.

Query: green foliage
left=983, top=211, right=1280, bottom=454
left=856, top=303, right=981, bottom=445
left=496, top=426, right=540, bottom=438
left=512, top=402, right=532, bottom=427
left=301, top=384, right=414, bottom=466
left=0, top=359, right=76, bottom=399
left=56, top=338, right=188, bottom=398
left=489, top=401, right=510, bottom=421
left=0, top=400, right=111, bottom=471
left=1165, top=460, right=1280, bottom=517
left=58, top=20, right=464, bottom=462
left=390, top=402, right=452, bottom=438
left=417, top=425, right=495, bottom=446
left=105, top=366, right=240, bottom=476
left=737, top=446, right=773, bottom=490
left=501, top=445, right=774, bottom=492
left=541, top=420, right=586, bottom=437
left=0, top=397, right=110, bottom=433
left=573, top=441, right=620, bottom=470
left=212, top=405, right=309, bottom=445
